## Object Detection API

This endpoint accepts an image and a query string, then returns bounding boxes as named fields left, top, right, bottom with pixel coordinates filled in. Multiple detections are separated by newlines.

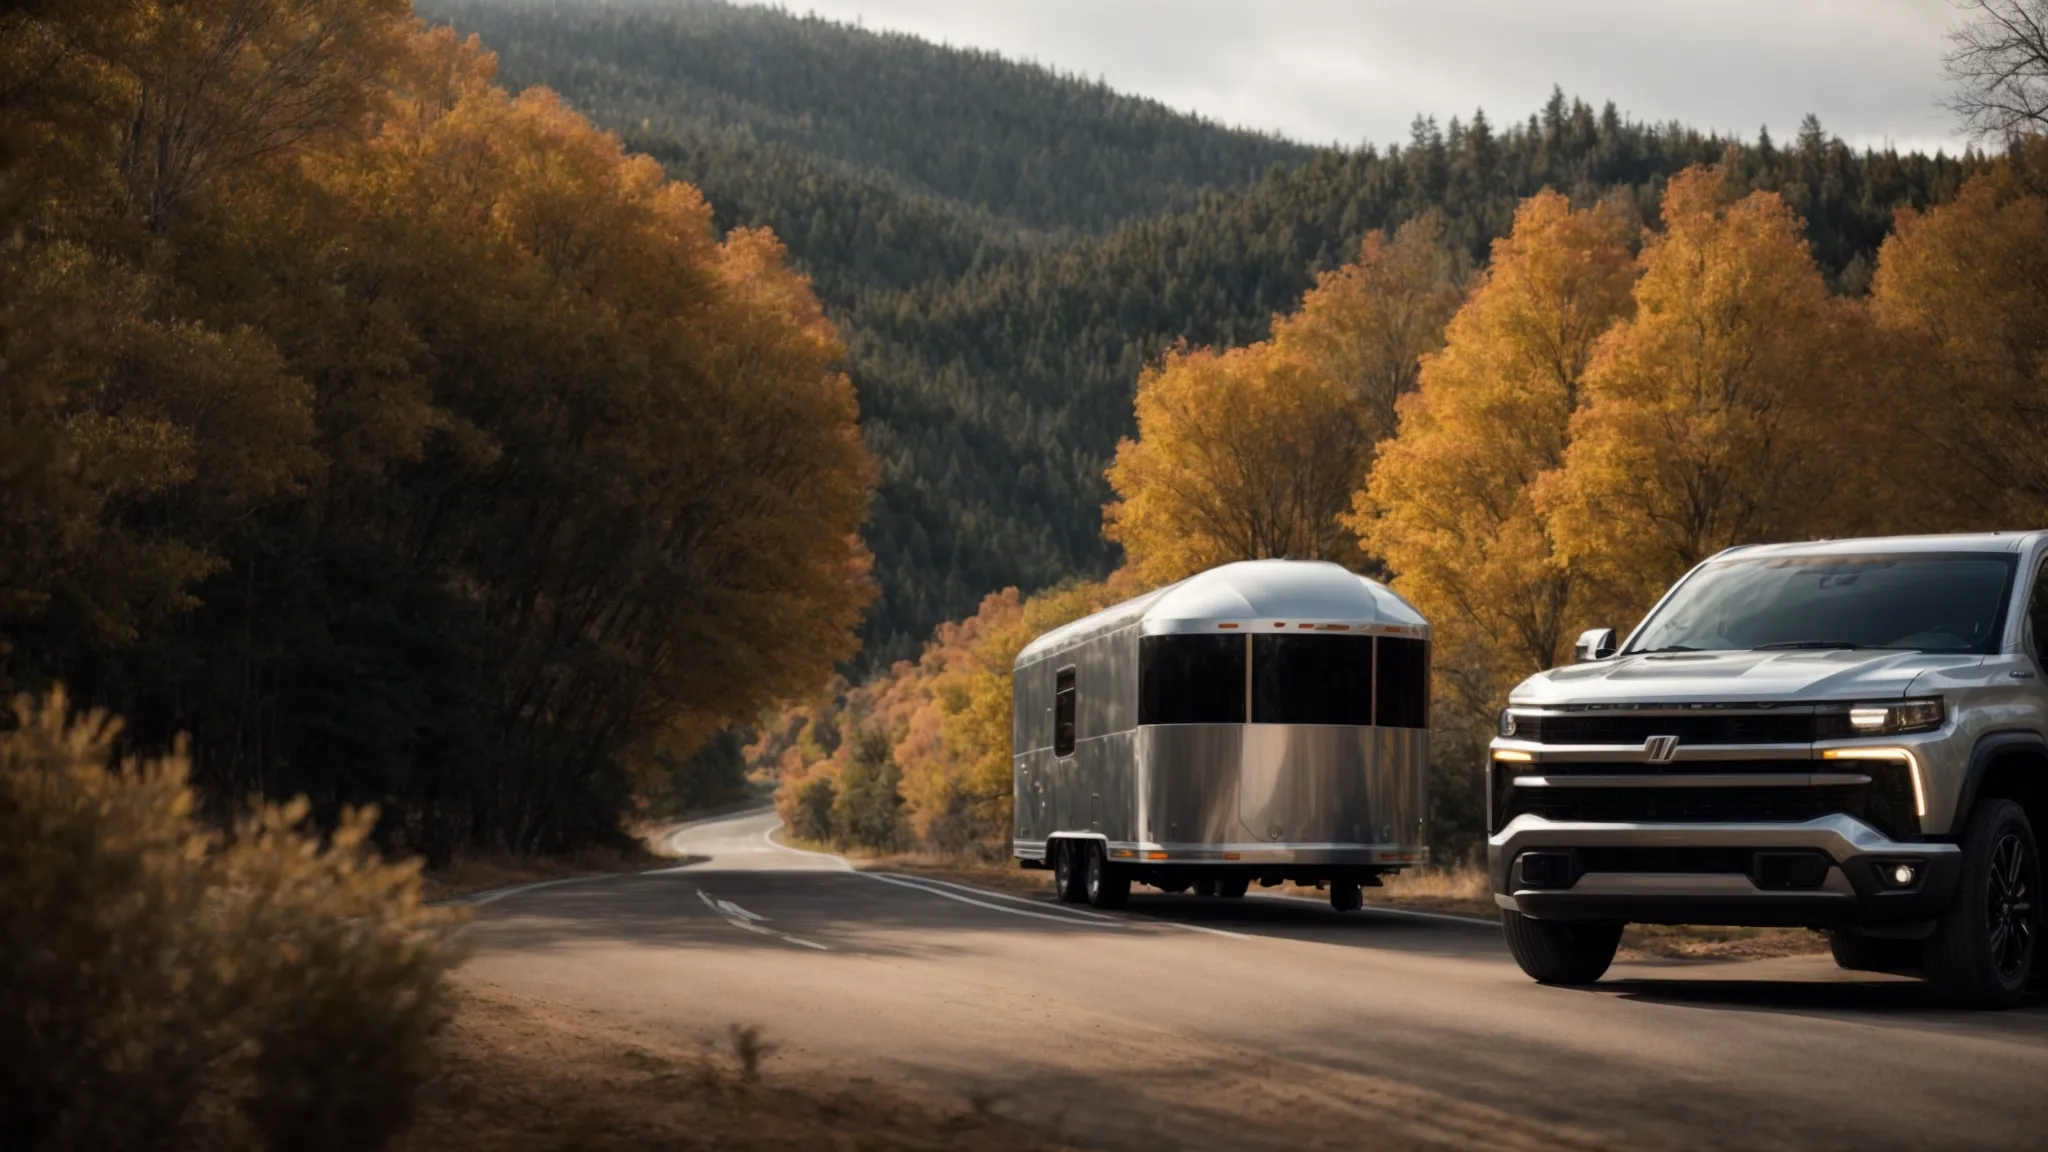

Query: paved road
left=459, top=808, right=2048, bottom=1150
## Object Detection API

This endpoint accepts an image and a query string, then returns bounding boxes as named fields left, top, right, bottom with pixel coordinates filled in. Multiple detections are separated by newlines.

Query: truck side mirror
left=1574, top=627, right=1618, bottom=662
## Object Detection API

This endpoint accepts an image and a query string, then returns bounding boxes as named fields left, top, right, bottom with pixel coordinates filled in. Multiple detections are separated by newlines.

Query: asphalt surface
left=459, top=808, right=2048, bottom=1150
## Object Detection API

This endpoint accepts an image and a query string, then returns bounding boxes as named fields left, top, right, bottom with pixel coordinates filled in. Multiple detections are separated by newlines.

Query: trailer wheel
left=1215, top=876, right=1249, bottom=899
left=1193, top=878, right=1216, bottom=897
left=1330, top=880, right=1364, bottom=913
left=1084, top=845, right=1130, bottom=910
left=1154, top=880, right=1190, bottom=894
left=1052, top=841, right=1087, bottom=904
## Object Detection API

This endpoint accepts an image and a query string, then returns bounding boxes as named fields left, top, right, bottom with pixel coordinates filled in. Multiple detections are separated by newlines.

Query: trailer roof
left=1014, top=560, right=1427, bottom=667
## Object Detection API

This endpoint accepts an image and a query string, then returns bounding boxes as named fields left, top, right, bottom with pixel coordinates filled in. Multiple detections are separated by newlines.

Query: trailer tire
left=1193, top=878, right=1216, bottom=897
left=1085, top=845, right=1130, bottom=910
left=1330, top=880, right=1364, bottom=913
left=1502, top=910, right=1621, bottom=984
left=1215, top=876, right=1249, bottom=899
left=1052, top=841, right=1088, bottom=904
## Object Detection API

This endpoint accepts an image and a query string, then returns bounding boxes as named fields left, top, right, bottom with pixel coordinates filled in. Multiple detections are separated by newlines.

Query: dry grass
left=397, top=985, right=1070, bottom=1152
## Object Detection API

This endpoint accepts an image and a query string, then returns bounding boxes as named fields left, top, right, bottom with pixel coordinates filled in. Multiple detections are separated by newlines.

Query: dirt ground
left=399, top=984, right=1073, bottom=1152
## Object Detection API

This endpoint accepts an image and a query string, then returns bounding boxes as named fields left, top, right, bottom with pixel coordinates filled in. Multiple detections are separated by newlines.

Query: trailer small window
left=1054, top=666, right=1077, bottom=756
left=1375, top=637, right=1429, bottom=729
left=1139, top=635, right=1246, bottom=725
left=1253, top=635, right=1373, bottom=725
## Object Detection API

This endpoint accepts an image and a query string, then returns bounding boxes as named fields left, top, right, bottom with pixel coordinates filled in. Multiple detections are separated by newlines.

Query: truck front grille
left=1491, top=760, right=1918, bottom=841
left=1511, top=710, right=1847, bottom=745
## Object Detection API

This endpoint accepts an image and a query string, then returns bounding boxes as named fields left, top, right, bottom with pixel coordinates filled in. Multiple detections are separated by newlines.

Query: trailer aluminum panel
left=1012, top=560, right=1431, bottom=879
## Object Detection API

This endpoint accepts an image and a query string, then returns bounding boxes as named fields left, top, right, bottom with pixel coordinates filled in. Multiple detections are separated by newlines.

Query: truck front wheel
left=1922, top=798, right=2039, bottom=1009
left=1502, top=910, right=1622, bottom=984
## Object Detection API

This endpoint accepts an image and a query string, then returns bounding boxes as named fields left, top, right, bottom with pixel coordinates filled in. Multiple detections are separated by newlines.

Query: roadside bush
left=831, top=728, right=904, bottom=850
left=788, top=775, right=837, bottom=843
left=0, top=690, right=463, bottom=1152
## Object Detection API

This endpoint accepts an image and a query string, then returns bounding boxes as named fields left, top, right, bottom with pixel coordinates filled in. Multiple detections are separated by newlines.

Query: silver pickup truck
left=1489, top=533, right=2044, bottom=1007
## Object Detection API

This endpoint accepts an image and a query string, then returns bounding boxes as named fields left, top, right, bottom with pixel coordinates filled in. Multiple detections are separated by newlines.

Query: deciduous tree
left=1540, top=165, right=1874, bottom=609
left=1353, top=191, right=1637, bottom=705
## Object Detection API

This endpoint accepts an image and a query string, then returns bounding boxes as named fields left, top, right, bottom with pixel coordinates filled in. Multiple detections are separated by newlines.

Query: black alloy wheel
left=1988, top=833, right=2036, bottom=985
left=1924, top=798, right=2040, bottom=1008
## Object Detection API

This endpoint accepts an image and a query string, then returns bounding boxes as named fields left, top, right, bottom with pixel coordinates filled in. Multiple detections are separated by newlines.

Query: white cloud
left=766, top=0, right=1966, bottom=154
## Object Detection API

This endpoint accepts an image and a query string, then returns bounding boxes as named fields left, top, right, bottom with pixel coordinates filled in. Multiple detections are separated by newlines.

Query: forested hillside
left=421, top=0, right=1981, bottom=667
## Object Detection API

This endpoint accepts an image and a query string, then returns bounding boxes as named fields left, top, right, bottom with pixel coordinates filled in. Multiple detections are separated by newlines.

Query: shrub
left=788, top=775, right=837, bottom=843
left=0, top=690, right=463, bottom=1151
left=832, top=728, right=904, bottom=851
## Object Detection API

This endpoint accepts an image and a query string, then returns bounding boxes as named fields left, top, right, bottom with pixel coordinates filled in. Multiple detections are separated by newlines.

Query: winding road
left=458, top=808, right=2048, bottom=1150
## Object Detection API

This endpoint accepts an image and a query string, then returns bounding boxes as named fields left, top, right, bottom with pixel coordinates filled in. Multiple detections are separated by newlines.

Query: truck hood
left=1508, top=649, right=1986, bottom=707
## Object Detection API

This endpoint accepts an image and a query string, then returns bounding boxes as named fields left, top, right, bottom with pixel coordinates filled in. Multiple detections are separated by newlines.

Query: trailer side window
left=1252, top=635, right=1373, bottom=725
left=1054, top=666, right=1077, bottom=756
left=1139, top=635, right=1246, bottom=725
left=1375, top=637, right=1429, bottom=729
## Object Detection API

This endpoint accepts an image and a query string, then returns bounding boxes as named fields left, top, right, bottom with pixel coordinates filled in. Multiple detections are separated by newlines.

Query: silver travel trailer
left=1011, top=560, right=1432, bottom=911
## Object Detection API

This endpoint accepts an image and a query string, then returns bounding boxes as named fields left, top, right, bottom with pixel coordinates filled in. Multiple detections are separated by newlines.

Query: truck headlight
left=1498, top=709, right=1517, bottom=738
left=1845, top=698, right=1944, bottom=735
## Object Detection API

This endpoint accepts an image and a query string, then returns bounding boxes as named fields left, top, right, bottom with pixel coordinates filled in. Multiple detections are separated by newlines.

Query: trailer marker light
left=1145, top=851, right=1169, bottom=861
left=1111, top=849, right=1135, bottom=859
left=1223, top=852, right=1241, bottom=860
left=1320, top=624, right=1351, bottom=631
left=1217, top=622, right=1240, bottom=629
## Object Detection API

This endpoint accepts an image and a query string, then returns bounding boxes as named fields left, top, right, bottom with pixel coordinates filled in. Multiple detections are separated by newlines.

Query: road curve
left=457, top=808, right=2048, bottom=1150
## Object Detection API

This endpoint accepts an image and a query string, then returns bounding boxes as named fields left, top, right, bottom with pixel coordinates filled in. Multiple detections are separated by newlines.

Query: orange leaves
left=1356, top=192, right=1636, bottom=693
left=1105, top=218, right=1456, bottom=585
left=1867, top=140, right=2048, bottom=528
left=1542, top=166, right=1868, bottom=608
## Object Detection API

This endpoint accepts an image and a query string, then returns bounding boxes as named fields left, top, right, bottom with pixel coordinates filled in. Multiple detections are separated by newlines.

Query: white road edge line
left=1253, top=891, right=1497, bottom=929
left=871, top=872, right=1122, bottom=921
left=861, top=872, right=1121, bottom=927
left=759, top=823, right=854, bottom=870
left=454, top=875, right=605, bottom=908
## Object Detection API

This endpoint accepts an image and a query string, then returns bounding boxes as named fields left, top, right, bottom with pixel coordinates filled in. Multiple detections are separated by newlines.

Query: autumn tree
left=1105, top=218, right=1456, bottom=584
left=1540, top=164, right=1876, bottom=610
left=1354, top=191, right=1638, bottom=705
left=1868, top=140, right=2048, bottom=528
left=1272, top=213, right=1464, bottom=466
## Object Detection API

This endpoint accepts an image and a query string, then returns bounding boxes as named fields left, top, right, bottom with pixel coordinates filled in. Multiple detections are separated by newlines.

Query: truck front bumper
left=1489, top=813, right=1962, bottom=927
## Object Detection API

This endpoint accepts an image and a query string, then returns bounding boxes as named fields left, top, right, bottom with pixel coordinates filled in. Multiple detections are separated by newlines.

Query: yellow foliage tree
left=1869, top=141, right=2048, bottom=528
left=1353, top=191, right=1638, bottom=707
left=1540, top=164, right=1877, bottom=610
left=1272, top=213, right=1463, bottom=451
left=1105, top=218, right=1457, bottom=584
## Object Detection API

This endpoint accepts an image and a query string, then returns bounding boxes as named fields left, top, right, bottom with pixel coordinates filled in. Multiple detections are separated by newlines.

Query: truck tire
left=1826, top=929, right=1920, bottom=974
left=1502, top=910, right=1622, bottom=984
left=1923, top=798, right=2039, bottom=1009
left=1053, top=841, right=1088, bottom=904
left=1330, top=880, right=1364, bottom=913
left=1084, top=845, right=1130, bottom=910
left=1215, top=876, right=1249, bottom=899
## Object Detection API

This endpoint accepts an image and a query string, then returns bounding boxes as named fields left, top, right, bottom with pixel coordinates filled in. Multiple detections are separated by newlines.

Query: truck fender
left=1952, top=730, right=2048, bottom=832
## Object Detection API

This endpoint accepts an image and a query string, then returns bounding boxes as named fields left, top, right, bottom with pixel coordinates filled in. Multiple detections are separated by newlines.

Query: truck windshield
left=1626, top=553, right=2017, bottom=655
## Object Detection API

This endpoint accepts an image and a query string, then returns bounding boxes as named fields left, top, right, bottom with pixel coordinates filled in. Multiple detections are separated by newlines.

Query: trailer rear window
left=1253, top=635, right=1374, bottom=725
left=1375, top=637, right=1429, bottom=729
left=1139, top=635, right=1246, bottom=725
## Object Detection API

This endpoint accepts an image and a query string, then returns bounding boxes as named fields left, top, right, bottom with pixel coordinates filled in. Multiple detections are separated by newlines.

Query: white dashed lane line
left=696, top=889, right=830, bottom=950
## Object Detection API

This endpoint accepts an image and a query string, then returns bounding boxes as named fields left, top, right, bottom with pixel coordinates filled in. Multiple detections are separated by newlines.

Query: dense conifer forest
left=416, top=0, right=1983, bottom=666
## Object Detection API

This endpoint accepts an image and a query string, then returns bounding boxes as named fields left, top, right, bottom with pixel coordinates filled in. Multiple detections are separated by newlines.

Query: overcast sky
left=757, top=0, right=1969, bottom=155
